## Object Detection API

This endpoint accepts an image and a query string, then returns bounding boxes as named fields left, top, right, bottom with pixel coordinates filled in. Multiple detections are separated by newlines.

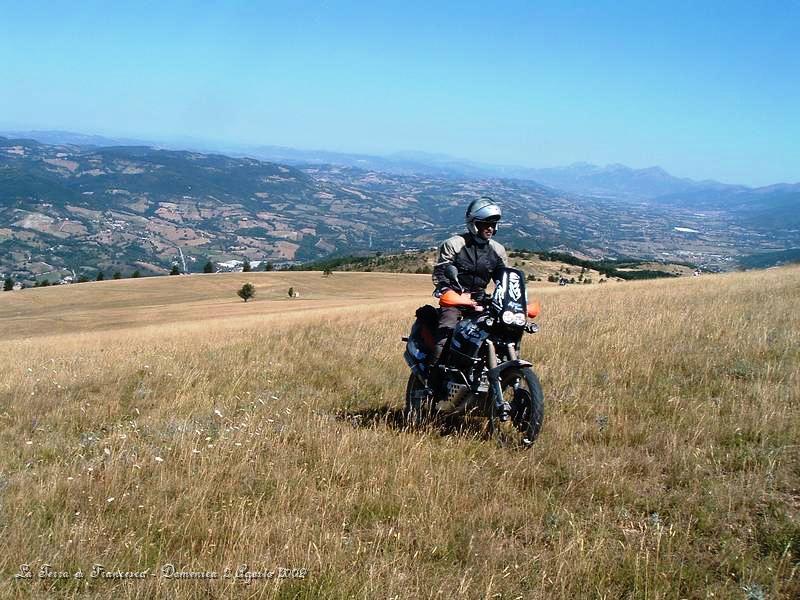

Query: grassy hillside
left=297, top=248, right=693, bottom=283
left=0, top=268, right=798, bottom=598
left=0, top=271, right=432, bottom=339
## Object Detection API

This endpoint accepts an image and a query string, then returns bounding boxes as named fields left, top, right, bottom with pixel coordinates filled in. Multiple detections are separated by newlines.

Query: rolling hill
left=2, top=136, right=798, bottom=286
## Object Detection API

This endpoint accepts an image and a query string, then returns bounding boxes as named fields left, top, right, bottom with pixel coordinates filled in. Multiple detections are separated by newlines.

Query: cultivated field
left=0, top=268, right=798, bottom=598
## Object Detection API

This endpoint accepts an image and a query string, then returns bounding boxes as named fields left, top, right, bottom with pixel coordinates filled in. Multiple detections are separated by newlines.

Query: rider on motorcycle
left=429, top=197, right=509, bottom=368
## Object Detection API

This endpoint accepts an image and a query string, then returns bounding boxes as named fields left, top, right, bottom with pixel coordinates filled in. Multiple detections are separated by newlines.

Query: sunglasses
left=475, top=220, right=499, bottom=229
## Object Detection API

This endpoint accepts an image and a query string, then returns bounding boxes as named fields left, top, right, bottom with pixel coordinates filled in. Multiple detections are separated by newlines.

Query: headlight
left=501, top=310, right=515, bottom=324
left=514, top=313, right=526, bottom=326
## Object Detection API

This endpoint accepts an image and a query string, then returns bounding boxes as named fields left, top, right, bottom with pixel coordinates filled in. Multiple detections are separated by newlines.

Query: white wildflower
left=154, top=456, right=164, bottom=463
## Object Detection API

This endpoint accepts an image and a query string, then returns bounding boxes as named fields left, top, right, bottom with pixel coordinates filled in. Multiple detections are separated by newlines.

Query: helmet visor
left=474, top=216, right=500, bottom=229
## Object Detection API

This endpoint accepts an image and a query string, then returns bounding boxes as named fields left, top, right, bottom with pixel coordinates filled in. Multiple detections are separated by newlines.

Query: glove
left=433, top=286, right=450, bottom=298
left=471, top=290, right=489, bottom=304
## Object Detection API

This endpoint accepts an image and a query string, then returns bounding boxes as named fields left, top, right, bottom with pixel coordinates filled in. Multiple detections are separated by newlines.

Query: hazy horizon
left=3, top=125, right=799, bottom=188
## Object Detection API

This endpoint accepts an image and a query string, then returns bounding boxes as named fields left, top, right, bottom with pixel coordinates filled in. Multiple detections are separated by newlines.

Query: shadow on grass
left=334, top=403, right=489, bottom=440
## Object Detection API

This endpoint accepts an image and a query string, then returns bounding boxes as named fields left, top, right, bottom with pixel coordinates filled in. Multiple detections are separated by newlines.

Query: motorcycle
left=402, top=265, right=544, bottom=447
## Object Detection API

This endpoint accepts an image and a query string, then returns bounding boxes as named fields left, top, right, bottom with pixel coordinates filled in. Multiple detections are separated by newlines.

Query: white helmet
left=465, top=197, right=502, bottom=237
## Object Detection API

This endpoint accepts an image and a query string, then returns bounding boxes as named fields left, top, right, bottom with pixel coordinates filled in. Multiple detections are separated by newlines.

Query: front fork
left=487, top=340, right=531, bottom=415
left=485, top=340, right=505, bottom=414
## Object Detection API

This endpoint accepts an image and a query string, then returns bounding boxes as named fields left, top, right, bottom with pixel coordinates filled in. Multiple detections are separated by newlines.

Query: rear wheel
left=404, top=373, right=434, bottom=427
left=489, top=367, right=544, bottom=448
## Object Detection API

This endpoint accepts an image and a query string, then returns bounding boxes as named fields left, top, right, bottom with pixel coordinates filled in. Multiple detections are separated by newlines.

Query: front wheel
left=490, top=367, right=544, bottom=447
left=404, top=373, right=434, bottom=427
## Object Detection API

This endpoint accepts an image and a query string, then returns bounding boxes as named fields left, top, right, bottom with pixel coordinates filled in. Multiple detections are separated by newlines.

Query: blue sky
left=1, top=0, right=798, bottom=185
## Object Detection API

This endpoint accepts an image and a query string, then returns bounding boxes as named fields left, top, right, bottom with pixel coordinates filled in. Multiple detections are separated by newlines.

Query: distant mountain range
left=0, top=130, right=148, bottom=149
left=7, top=129, right=797, bottom=199
left=1, top=133, right=798, bottom=283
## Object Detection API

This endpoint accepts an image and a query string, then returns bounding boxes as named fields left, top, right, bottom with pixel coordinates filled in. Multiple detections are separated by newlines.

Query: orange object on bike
left=527, top=298, right=541, bottom=318
left=439, top=290, right=477, bottom=308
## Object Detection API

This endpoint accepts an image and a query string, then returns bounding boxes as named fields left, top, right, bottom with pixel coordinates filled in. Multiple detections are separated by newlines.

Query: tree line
left=2, top=258, right=286, bottom=290
left=509, top=249, right=686, bottom=280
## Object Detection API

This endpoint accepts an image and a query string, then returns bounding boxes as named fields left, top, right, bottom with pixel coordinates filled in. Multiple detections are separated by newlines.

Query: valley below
left=2, top=136, right=798, bottom=286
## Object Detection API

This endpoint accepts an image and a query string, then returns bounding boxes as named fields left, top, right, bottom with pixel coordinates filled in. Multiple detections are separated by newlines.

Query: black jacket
left=432, top=233, right=508, bottom=294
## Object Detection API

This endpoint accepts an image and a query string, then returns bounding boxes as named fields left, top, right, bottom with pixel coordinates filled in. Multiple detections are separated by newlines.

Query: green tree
left=113, top=271, right=122, bottom=280
left=170, top=265, right=181, bottom=276
left=3, top=277, right=14, bottom=291
left=264, top=262, right=274, bottom=272
left=132, top=270, right=141, bottom=278
left=237, top=282, right=255, bottom=302
left=77, top=274, right=90, bottom=283
left=96, top=271, right=104, bottom=281
left=242, top=259, right=251, bottom=273
left=40, top=279, right=50, bottom=287
left=203, top=261, right=214, bottom=274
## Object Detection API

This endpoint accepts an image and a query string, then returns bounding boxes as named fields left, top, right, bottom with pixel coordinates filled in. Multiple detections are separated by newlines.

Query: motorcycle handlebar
left=438, top=291, right=493, bottom=311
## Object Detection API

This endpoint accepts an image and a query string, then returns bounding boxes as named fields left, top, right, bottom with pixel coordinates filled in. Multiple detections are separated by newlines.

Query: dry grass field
left=0, top=268, right=798, bottom=598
